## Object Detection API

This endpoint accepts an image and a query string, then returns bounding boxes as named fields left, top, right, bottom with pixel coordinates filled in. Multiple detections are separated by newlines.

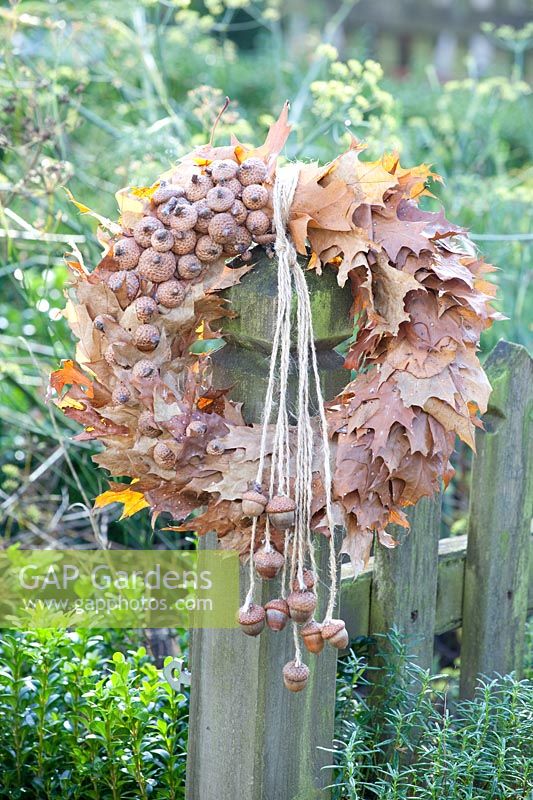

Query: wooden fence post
left=369, top=493, right=442, bottom=671
left=460, top=340, right=533, bottom=698
left=186, top=254, right=353, bottom=800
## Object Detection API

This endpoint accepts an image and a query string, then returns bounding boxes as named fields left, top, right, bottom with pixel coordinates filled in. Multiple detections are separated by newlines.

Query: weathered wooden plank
left=187, top=533, right=338, bottom=800
left=368, top=493, right=442, bottom=671
left=341, top=533, right=533, bottom=639
left=460, top=341, right=533, bottom=698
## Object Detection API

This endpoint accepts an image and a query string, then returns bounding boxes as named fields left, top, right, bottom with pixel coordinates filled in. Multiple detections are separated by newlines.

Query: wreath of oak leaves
left=52, top=106, right=500, bottom=576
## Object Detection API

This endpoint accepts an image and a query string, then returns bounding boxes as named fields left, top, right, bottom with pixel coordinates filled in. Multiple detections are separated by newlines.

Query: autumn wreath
left=52, top=104, right=499, bottom=689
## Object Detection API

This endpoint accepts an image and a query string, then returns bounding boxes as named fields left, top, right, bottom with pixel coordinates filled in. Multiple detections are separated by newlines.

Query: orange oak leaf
left=94, top=480, right=150, bottom=519
left=50, top=360, right=94, bottom=399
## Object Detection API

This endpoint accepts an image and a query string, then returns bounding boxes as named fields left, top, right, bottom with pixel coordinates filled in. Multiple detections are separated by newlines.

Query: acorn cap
left=254, top=546, right=284, bottom=579
left=292, top=568, right=317, bottom=591
left=265, top=495, right=296, bottom=514
left=287, top=590, right=317, bottom=613
left=238, top=603, right=265, bottom=626
left=321, top=619, right=345, bottom=640
left=282, top=660, right=310, bottom=692
left=264, top=598, right=289, bottom=615
left=242, top=489, right=268, bottom=507
left=301, top=619, right=322, bottom=636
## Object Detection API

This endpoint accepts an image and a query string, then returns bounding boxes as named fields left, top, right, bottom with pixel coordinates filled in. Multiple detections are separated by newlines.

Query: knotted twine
left=243, top=164, right=338, bottom=664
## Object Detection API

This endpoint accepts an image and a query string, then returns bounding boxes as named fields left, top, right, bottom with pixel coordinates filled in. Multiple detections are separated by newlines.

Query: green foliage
left=333, top=630, right=533, bottom=800
left=0, top=628, right=188, bottom=799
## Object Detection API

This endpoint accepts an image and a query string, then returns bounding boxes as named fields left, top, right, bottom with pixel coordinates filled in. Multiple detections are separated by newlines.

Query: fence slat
left=186, top=533, right=337, bottom=800
left=460, top=340, right=533, bottom=698
left=369, top=493, right=442, bottom=670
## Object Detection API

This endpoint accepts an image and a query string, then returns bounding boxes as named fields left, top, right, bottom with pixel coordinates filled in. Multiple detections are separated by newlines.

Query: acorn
left=185, top=173, right=213, bottom=202
left=217, top=176, right=243, bottom=198
left=177, top=254, right=204, bottom=280
left=238, top=157, right=267, bottom=186
left=169, top=203, right=197, bottom=232
left=237, top=603, right=265, bottom=637
left=208, top=212, right=237, bottom=244
left=134, top=296, right=158, bottom=323
left=229, top=199, right=248, bottom=224
left=111, top=382, right=131, bottom=405
left=206, top=439, right=225, bottom=455
left=195, top=236, right=223, bottom=263
left=156, top=197, right=180, bottom=225
left=321, top=619, right=349, bottom=650
left=242, top=184, right=269, bottom=210
left=253, top=546, right=285, bottom=580
left=153, top=441, right=177, bottom=469
left=266, top=495, right=296, bottom=530
left=156, top=279, right=185, bottom=308
left=151, top=227, right=174, bottom=252
left=134, top=324, right=160, bottom=352
left=186, top=420, right=207, bottom=438
left=113, top=237, right=141, bottom=269
left=193, top=199, right=215, bottom=233
left=264, top=598, right=290, bottom=632
left=242, top=488, right=268, bottom=518
left=282, top=660, right=309, bottom=693
left=132, top=215, right=164, bottom=247
left=151, top=182, right=184, bottom=206
left=131, top=359, right=159, bottom=382
left=300, top=620, right=324, bottom=654
left=209, top=159, right=238, bottom=182
left=107, top=270, right=140, bottom=302
left=138, top=410, right=161, bottom=437
left=224, top=226, right=252, bottom=257
left=246, top=210, right=271, bottom=236
left=292, top=568, right=317, bottom=592
left=287, top=590, right=317, bottom=624
left=206, top=185, right=235, bottom=213
left=171, top=229, right=197, bottom=255
left=137, top=249, right=176, bottom=283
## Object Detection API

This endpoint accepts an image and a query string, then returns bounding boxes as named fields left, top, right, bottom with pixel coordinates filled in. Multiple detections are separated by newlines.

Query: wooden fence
left=186, top=338, right=532, bottom=800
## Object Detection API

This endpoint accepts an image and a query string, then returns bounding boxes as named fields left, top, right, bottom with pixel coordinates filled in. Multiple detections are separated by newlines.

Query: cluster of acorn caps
left=99, top=155, right=276, bottom=453
left=237, top=485, right=349, bottom=693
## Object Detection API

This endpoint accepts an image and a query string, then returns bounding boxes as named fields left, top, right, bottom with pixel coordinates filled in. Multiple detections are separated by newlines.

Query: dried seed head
left=229, top=198, right=248, bottom=224
left=111, top=382, right=131, bottom=405
left=209, top=159, right=239, bottom=182
left=282, top=660, right=309, bottom=693
left=264, top=598, right=290, bottom=632
left=246, top=209, right=271, bottom=236
left=153, top=441, right=177, bottom=469
left=151, top=227, right=174, bottom=252
left=107, top=270, right=140, bottom=303
left=206, top=438, right=225, bottom=455
left=238, top=157, right=267, bottom=186
left=134, top=295, right=158, bottom=323
left=266, top=494, right=296, bottom=530
left=195, top=236, right=223, bottom=263
left=131, top=358, right=159, bottom=382
left=132, top=215, right=164, bottom=248
left=208, top=212, right=237, bottom=244
left=242, top=184, right=269, bottom=211
left=169, top=203, right=198, bottom=232
left=151, top=183, right=185, bottom=206
left=237, top=603, right=265, bottom=637
left=206, top=185, right=235, bottom=213
left=287, top=590, right=317, bottom=624
left=138, top=410, right=161, bottom=437
left=171, top=229, right=197, bottom=255
left=321, top=619, right=349, bottom=650
left=185, top=173, right=214, bottom=202
left=137, top=249, right=176, bottom=283
left=134, top=324, right=160, bottom=352
left=113, top=237, right=142, bottom=269
left=300, top=620, right=324, bottom=654
left=192, top=199, right=215, bottom=233
left=254, top=546, right=285, bottom=580
left=156, top=279, right=185, bottom=308
left=177, top=254, right=204, bottom=280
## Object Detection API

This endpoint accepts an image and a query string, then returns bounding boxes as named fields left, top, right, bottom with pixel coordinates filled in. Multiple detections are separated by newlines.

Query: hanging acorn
left=266, top=495, right=296, bottom=529
left=264, top=598, right=290, bottom=631
left=237, top=603, right=265, bottom=637
left=286, top=590, right=317, bottom=624
left=254, top=545, right=285, bottom=579
left=321, top=619, right=349, bottom=650
left=282, top=660, right=310, bottom=693
left=241, top=486, right=268, bottom=518
left=300, top=620, right=324, bottom=654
